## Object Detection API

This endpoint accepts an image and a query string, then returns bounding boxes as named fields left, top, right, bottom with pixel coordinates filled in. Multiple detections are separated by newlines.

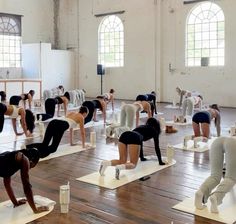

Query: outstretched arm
left=3, top=177, right=20, bottom=206
left=11, top=118, right=24, bottom=136
left=20, top=154, right=49, bottom=213
left=79, top=120, right=86, bottom=148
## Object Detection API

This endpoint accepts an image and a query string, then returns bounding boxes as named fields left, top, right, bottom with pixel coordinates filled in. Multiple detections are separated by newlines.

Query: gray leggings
left=200, top=137, right=236, bottom=205
left=120, top=104, right=136, bottom=129
left=182, top=97, right=194, bottom=116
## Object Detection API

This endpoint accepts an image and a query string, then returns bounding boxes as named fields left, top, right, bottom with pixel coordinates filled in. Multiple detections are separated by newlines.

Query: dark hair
left=0, top=91, right=6, bottom=102
left=151, top=91, right=156, bottom=96
left=29, top=90, right=35, bottom=96
left=64, top=92, right=70, bottom=101
left=22, top=148, right=40, bottom=165
left=79, top=106, right=88, bottom=114
left=96, top=95, right=104, bottom=100
left=25, top=109, right=35, bottom=133
left=146, top=117, right=161, bottom=135
left=110, top=89, right=115, bottom=94
left=198, top=95, right=203, bottom=100
left=210, top=104, right=220, bottom=112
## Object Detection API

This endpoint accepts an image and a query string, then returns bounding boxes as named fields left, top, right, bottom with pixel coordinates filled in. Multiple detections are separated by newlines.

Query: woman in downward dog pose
left=99, top=118, right=165, bottom=179
left=25, top=106, right=88, bottom=158
left=195, top=137, right=236, bottom=213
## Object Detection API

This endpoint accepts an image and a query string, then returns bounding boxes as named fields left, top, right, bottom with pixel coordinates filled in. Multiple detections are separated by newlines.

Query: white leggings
left=120, top=104, right=136, bottom=129
left=199, top=137, right=236, bottom=205
left=182, top=97, right=194, bottom=116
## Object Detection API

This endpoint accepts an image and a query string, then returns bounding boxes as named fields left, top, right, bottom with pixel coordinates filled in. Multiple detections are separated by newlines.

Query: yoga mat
left=40, top=143, right=93, bottom=162
left=173, top=138, right=216, bottom=152
left=165, top=104, right=181, bottom=109
left=0, top=132, right=41, bottom=145
left=173, top=187, right=236, bottom=224
left=0, top=195, right=55, bottom=224
left=76, top=157, right=176, bottom=189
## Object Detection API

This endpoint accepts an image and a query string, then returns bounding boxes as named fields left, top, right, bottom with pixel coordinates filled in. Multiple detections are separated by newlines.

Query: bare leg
left=201, top=123, right=210, bottom=138
left=192, top=122, right=200, bottom=137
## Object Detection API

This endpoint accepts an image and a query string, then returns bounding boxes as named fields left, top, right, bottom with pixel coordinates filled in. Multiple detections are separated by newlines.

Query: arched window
left=186, top=2, right=224, bottom=67
left=98, top=15, right=124, bottom=67
left=0, top=14, right=22, bottom=67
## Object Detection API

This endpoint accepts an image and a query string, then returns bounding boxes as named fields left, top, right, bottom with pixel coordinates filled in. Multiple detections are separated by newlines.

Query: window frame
left=185, top=2, right=225, bottom=67
left=98, top=15, right=124, bottom=68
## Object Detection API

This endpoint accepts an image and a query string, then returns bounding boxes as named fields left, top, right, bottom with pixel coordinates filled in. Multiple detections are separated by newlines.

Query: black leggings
left=9, top=96, right=22, bottom=106
left=0, top=103, right=7, bottom=132
left=27, top=119, right=69, bottom=158
left=82, top=101, right=95, bottom=124
left=36, top=98, right=57, bottom=121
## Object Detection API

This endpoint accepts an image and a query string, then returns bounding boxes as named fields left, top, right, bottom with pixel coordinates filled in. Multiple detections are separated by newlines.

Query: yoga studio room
left=1, top=0, right=236, bottom=223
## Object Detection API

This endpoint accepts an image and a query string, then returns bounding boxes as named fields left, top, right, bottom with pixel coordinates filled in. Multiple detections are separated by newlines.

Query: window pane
left=186, top=2, right=224, bottom=67
left=98, top=15, right=124, bottom=67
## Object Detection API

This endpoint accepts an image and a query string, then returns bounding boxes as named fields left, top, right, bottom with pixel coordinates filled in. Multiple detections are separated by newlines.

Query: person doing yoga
left=120, top=101, right=152, bottom=129
left=9, top=90, right=35, bottom=110
left=192, top=104, right=221, bottom=138
left=82, top=97, right=107, bottom=124
left=133, top=117, right=165, bottom=165
left=99, top=130, right=143, bottom=179
left=0, top=148, right=49, bottom=213
left=25, top=106, right=88, bottom=158
left=103, top=89, right=115, bottom=111
left=182, top=95, right=203, bottom=117
left=36, top=92, right=70, bottom=121
left=195, top=137, right=236, bottom=213
left=0, top=103, right=35, bottom=137
left=135, top=91, right=157, bottom=114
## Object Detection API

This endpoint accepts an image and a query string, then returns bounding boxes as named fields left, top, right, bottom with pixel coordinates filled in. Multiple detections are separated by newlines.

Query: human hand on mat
left=35, top=205, right=49, bottom=213
left=14, top=199, right=27, bottom=207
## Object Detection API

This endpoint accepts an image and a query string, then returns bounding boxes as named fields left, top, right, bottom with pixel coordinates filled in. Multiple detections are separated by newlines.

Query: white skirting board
left=0, top=195, right=55, bottom=224
left=172, top=187, right=236, bottom=224
left=76, top=157, right=176, bottom=189
left=0, top=132, right=41, bottom=145
left=173, top=138, right=216, bottom=152
left=165, top=120, right=192, bottom=126
left=40, top=143, right=94, bottom=162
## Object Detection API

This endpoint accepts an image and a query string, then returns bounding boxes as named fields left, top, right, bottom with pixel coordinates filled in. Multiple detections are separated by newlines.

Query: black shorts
left=192, top=111, right=211, bottom=124
left=119, top=131, right=143, bottom=145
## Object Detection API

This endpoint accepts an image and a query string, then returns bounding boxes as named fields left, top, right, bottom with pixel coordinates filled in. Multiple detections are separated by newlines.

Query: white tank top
left=63, top=117, right=78, bottom=129
left=9, top=105, right=20, bottom=119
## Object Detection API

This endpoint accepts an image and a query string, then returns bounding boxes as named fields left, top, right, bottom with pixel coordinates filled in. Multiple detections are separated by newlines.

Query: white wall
left=22, top=43, right=75, bottom=92
left=78, top=0, right=159, bottom=100
left=78, top=0, right=236, bottom=107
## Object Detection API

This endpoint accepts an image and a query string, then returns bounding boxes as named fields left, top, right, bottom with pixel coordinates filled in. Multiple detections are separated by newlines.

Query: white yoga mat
left=173, top=187, right=236, bottom=224
left=0, top=195, right=55, bottom=224
left=165, top=104, right=181, bottom=109
left=173, top=138, right=216, bottom=152
left=40, top=143, right=93, bottom=162
left=76, top=157, right=176, bottom=189
left=84, top=120, right=104, bottom=128
left=0, top=132, right=41, bottom=145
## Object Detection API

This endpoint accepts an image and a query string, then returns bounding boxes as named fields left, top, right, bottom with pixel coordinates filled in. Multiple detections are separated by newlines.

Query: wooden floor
left=1, top=100, right=235, bottom=224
